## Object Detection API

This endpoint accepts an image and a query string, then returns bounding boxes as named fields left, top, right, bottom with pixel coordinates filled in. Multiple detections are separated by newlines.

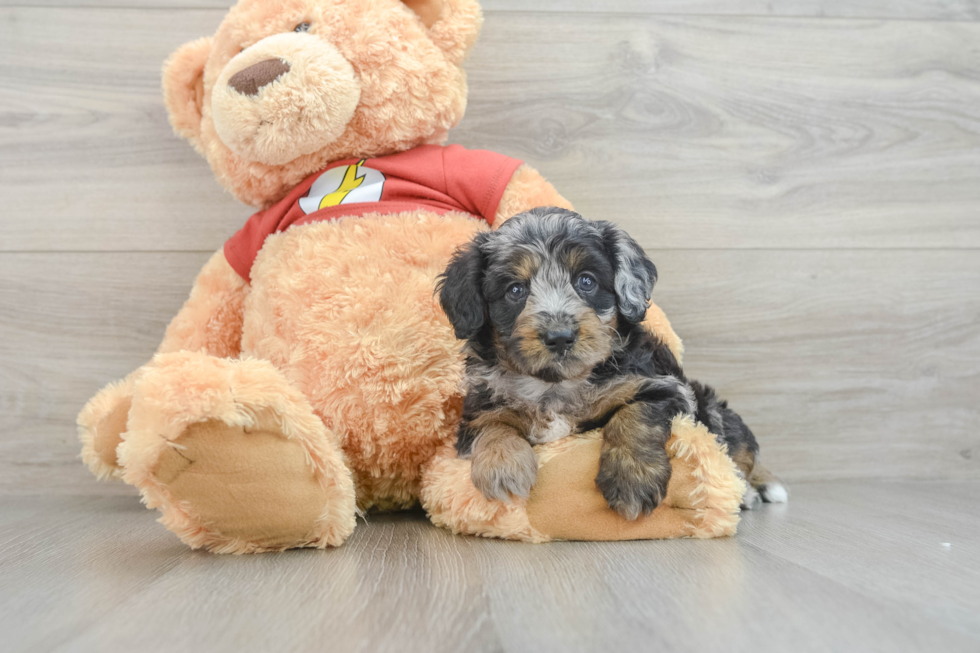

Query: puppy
left=438, top=207, right=787, bottom=518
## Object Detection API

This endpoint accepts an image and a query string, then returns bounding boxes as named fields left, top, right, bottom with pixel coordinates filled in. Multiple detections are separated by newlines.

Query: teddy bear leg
left=118, top=352, right=356, bottom=553
left=78, top=373, right=141, bottom=480
left=419, top=444, right=551, bottom=543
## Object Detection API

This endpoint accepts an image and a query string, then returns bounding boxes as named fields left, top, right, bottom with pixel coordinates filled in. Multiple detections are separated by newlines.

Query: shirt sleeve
left=223, top=205, right=283, bottom=282
left=441, top=144, right=524, bottom=225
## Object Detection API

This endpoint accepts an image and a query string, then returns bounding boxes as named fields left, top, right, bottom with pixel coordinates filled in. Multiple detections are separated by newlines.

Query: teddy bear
left=77, top=0, right=745, bottom=553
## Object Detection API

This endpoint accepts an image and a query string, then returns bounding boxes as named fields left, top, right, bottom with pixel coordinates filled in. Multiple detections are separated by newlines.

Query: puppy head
left=439, top=207, right=657, bottom=381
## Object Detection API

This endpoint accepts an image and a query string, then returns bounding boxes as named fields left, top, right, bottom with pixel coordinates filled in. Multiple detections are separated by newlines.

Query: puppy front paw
left=595, top=448, right=671, bottom=520
left=470, top=437, right=538, bottom=502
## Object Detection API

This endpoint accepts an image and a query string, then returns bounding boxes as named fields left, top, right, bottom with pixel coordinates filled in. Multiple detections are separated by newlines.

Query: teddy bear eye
left=294, top=22, right=311, bottom=33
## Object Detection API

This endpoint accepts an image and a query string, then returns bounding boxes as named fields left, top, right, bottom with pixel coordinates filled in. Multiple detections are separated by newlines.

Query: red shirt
left=224, top=145, right=523, bottom=281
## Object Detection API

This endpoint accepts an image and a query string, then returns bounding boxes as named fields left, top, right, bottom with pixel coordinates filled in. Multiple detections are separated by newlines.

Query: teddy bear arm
left=157, top=249, right=248, bottom=357
left=493, top=164, right=574, bottom=227
left=643, top=302, right=684, bottom=365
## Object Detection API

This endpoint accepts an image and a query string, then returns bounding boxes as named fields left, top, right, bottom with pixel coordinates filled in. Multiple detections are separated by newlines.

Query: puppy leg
left=750, top=461, right=789, bottom=504
left=740, top=481, right=763, bottom=510
left=730, top=447, right=788, bottom=508
left=722, top=410, right=788, bottom=507
left=728, top=439, right=789, bottom=510
left=469, top=424, right=538, bottom=502
left=596, top=378, right=693, bottom=520
left=728, top=443, right=763, bottom=510
left=690, top=380, right=787, bottom=509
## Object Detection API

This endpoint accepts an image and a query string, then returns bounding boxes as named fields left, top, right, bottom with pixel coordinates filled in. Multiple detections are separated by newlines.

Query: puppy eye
left=576, top=273, right=597, bottom=293
left=294, top=22, right=311, bottom=33
left=506, top=283, right=527, bottom=301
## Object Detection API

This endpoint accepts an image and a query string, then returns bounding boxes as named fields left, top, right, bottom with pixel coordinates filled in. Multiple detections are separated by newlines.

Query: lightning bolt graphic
left=319, top=159, right=368, bottom=209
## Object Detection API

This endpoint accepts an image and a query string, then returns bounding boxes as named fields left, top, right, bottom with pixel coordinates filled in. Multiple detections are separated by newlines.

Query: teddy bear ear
left=162, top=37, right=213, bottom=145
left=410, top=0, right=483, bottom=64
left=401, top=0, right=444, bottom=28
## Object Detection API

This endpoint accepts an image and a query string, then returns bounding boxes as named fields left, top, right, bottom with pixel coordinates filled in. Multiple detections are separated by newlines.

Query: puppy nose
left=228, top=59, right=291, bottom=96
left=543, top=329, right=578, bottom=354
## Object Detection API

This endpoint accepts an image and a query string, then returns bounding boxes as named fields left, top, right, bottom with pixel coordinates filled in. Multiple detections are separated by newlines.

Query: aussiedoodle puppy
left=438, top=207, right=787, bottom=518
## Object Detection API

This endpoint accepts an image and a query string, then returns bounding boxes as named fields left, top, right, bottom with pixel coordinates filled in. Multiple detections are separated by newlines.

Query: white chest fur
left=475, top=370, right=591, bottom=444
left=526, top=414, right=573, bottom=445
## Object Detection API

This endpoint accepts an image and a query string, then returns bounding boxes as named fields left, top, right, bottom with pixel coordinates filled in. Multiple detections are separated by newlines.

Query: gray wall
left=2, top=1, right=978, bottom=494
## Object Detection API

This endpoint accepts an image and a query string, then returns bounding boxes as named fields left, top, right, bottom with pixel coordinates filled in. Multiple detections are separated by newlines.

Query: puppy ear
left=438, top=236, right=488, bottom=340
left=598, top=221, right=658, bottom=323
left=162, top=37, right=212, bottom=146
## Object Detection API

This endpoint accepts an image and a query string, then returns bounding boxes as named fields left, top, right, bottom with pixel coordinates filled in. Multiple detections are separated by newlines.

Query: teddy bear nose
left=228, top=59, right=291, bottom=96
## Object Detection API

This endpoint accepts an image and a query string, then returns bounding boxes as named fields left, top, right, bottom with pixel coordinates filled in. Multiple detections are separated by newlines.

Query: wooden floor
left=1, top=0, right=979, bottom=651
left=2, top=481, right=979, bottom=653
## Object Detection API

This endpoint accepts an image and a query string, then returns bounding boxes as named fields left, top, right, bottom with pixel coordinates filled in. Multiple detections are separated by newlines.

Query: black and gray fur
left=438, top=207, right=787, bottom=518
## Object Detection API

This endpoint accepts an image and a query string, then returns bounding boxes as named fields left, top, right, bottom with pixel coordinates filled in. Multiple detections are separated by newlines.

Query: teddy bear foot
left=149, top=419, right=348, bottom=552
left=118, top=352, right=357, bottom=553
left=78, top=374, right=138, bottom=480
left=422, top=416, right=745, bottom=542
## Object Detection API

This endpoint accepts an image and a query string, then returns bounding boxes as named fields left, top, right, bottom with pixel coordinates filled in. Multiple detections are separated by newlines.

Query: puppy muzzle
left=541, top=327, right=578, bottom=356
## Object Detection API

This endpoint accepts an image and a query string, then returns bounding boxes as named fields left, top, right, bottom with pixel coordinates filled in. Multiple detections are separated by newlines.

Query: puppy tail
left=749, top=461, right=788, bottom=504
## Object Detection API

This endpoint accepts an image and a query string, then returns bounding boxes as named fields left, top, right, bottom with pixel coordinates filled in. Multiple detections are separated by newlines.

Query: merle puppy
left=438, top=207, right=786, bottom=518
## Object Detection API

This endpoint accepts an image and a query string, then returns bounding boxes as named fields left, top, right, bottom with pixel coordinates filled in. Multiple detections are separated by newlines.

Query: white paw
left=758, top=482, right=789, bottom=504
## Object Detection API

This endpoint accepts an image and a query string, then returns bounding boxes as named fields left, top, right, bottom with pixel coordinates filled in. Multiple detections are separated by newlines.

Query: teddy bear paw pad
left=151, top=419, right=331, bottom=551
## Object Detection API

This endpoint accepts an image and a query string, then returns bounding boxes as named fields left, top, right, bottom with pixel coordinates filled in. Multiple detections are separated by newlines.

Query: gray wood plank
left=465, top=15, right=980, bottom=251
left=485, top=1, right=980, bottom=19
left=2, top=1, right=978, bottom=21
left=739, top=480, right=980, bottom=639
left=0, top=496, right=191, bottom=653
left=3, top=8, right=980, bottom=251
left=669, top=249, right=980, bottom=484
left=0, top=8, right=234, bottom=252
left=2, top=249, right=977, bottom=495
left=0, top=252, right=209, bottom=495
left=1, top=485, right=978, bottom=653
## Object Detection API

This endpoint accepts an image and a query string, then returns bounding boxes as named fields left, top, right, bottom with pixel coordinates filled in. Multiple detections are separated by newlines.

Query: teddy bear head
left=163, top=0, right=482, bottom=207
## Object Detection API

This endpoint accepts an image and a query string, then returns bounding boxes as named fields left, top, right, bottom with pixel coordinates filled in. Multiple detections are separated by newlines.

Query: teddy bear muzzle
left=227, top=59, right=292, bottom=97
left=212, top=32, right=361, bottom=167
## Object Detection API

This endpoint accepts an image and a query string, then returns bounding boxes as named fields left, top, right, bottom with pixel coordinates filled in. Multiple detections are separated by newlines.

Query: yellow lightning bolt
left=319, top=159, right=368, bottom=209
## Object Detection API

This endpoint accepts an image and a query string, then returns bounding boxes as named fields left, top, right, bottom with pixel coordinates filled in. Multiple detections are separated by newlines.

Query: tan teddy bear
left=78, top=0, right=744, bottom=553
